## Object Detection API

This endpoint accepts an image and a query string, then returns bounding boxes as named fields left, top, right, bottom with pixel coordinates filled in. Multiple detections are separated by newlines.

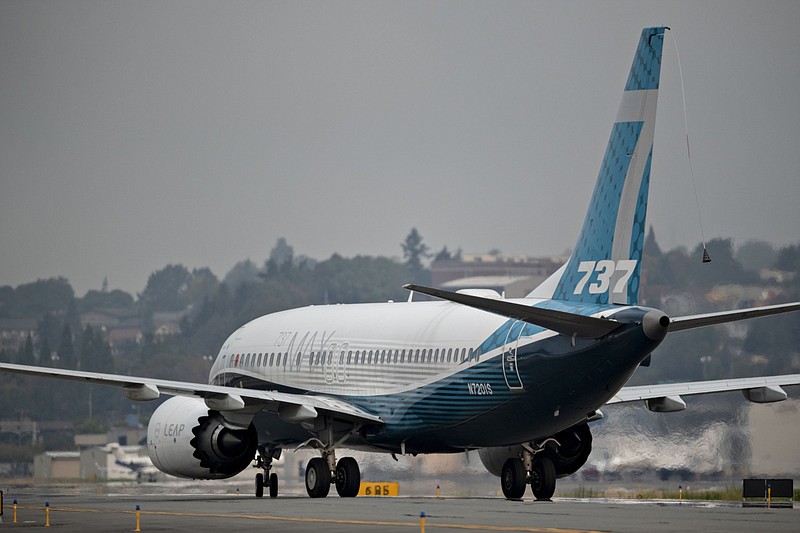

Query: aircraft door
left=501, top=321, right=524, bottom=391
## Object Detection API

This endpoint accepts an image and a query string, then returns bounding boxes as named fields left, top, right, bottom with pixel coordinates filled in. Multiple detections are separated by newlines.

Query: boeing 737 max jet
left=2, top=27, right=799, bottom=500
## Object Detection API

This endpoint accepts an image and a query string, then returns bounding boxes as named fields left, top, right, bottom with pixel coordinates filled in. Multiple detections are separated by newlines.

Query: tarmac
left=0, top=483, right=796, bottom=533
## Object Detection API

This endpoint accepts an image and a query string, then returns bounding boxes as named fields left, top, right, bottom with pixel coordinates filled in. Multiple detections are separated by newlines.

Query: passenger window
left=380, top=350, right=386, bottom=364
left=347, top=351, right=352, bottom=364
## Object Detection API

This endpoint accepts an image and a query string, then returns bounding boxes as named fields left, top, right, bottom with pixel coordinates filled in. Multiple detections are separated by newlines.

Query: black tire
left=335, top=457, right=361, bottom=497
left=531, top=456, right=556, bottom=500
left=500, top=458, right=527, bottom=500
left=305, top=457, right=331, bottom=498
left=269, top=472, right=278, bottom=498
left=255, top=472, right=264, bottom=498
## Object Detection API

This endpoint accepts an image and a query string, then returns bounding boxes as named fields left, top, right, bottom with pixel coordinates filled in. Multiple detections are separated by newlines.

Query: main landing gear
left=305, top=451, right=361, bottom=498
left=304, top=419, right=363, bottom=498
left=254, top=447, right=281, bottom=498
left=501, top=446, right=556, bottom=501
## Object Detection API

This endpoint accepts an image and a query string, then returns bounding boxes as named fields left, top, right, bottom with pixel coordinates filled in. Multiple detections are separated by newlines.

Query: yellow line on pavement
left=24, top=504, right=603, bottom=533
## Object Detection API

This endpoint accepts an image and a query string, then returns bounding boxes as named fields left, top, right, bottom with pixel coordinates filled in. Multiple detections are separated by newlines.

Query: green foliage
left=401, top=228, right=431, bottom=284
left=75, top=417, right=108, bottom=434
left=773, top=244, right=800, bottom=272
left=138, top=264, right=192, bottom=312
left=57, top=324, right=76, bottom=369
left=80, top=289, right=135, bottom=312
left=223, top=259, right=261, bottom=290
left=314, top=255, right=408, bottom=303
left=79, top=325, right=113, bottom=372
left=735, top=240, right=776, bottom=273
left=18, top=333, right=35, bottom=365
left=0, top=277, right=75, bottom=318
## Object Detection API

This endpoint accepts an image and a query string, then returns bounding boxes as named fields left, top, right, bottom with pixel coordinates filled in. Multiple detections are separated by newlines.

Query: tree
left=773, top=244, right=800, bottom=272
left=18, top=333, right=35, bottom=365
left=270, top=238, right=294, bottom=267
left=401, top=228, right=430, bottom=284
left=37, top=311, right=63, bottom=352
left=57, top=324, right=75, bottom=369
left=223, top=259, right=261, bottom=290
left=433, top=246, right=454, bottom=263
left=735, top=240, right=776, bottom=273
left=80, top=289, right=135, bottom=312
left=39, top=338, right=53, bottom=367
left=79, top=325, right=113, bottom=373
left=0, top=278, right=75, bottom=319
left=186, top=267, right=220, bottom=310
left=138, top=264, right=192, bottom=312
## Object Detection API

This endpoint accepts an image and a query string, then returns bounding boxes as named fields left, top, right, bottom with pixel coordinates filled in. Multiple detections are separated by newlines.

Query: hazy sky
left=1, top=1, right=798, bottom=295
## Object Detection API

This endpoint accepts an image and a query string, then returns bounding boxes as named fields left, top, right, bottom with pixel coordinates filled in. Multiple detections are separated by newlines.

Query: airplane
left=1, top=26, right=799, bottom=501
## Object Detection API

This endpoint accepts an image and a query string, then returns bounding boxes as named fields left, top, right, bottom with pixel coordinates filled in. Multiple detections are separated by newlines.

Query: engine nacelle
left=147, top=396, right=257, bottom=479
left=478, top=423, right=593, bottom=479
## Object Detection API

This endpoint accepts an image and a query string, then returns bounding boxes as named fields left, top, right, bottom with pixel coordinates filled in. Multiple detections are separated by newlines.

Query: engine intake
left=147, top=396, right=257, bottom=479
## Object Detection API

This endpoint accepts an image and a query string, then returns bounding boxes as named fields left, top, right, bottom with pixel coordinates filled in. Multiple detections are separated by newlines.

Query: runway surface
left=1, top=485, right=796, bottom=532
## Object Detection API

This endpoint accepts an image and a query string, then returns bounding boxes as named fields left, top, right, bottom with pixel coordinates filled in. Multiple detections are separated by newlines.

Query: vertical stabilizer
left=530, top=27, right=666, bottom=305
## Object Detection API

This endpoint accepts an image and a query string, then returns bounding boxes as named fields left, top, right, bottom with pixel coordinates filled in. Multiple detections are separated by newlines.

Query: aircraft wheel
left=269, top=472, right=279, bottom=498
left=335, top=457, right=361, bottom=497
left=255, top=472, right=264, bottom=498
left=531, top=456, right=556, bottom=500
left=305, top=457, right=331, bottom=498
left=500, top=458, right=527, bottom=500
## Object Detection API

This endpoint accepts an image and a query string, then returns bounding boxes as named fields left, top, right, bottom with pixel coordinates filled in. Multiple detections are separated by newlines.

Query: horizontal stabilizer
left=403, top=284, right=623, bottom=339
left=669, top=302, right=800, bottom=332
left=609, top=373, right=800, bottom=405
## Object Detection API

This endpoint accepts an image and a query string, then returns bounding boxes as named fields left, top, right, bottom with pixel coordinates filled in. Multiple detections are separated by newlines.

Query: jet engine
left=147, top=396, right=257, bottom=479
left=478, top=423, right=593, bottom=479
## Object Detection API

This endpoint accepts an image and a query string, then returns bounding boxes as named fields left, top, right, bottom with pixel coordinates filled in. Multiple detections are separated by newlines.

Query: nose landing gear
left=254, top=447, right=281, bottom=498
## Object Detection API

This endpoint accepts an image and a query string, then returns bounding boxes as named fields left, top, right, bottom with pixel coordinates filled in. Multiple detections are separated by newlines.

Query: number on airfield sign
left=358, top=481, right=400, bottom=497
left=573, top=260, right=637, bottom=295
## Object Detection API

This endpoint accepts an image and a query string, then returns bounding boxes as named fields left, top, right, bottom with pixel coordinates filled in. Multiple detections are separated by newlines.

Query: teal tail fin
left=531, top=27, right=666, bottom=305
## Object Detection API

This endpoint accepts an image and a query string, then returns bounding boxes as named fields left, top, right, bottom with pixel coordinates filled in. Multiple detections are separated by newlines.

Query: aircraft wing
left=609, top=374, right=800, bottom=407
left=0, top=362, right=383, bottom=426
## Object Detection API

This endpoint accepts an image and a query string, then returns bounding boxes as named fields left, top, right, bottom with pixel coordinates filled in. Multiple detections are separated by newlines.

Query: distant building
left=431, top=254, right=564, bottom=298
left=80, top=308, right=143, bottom=355
left=33, top=451, right=80, bottom=481
left=0, top=318, right=38, bottom=352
